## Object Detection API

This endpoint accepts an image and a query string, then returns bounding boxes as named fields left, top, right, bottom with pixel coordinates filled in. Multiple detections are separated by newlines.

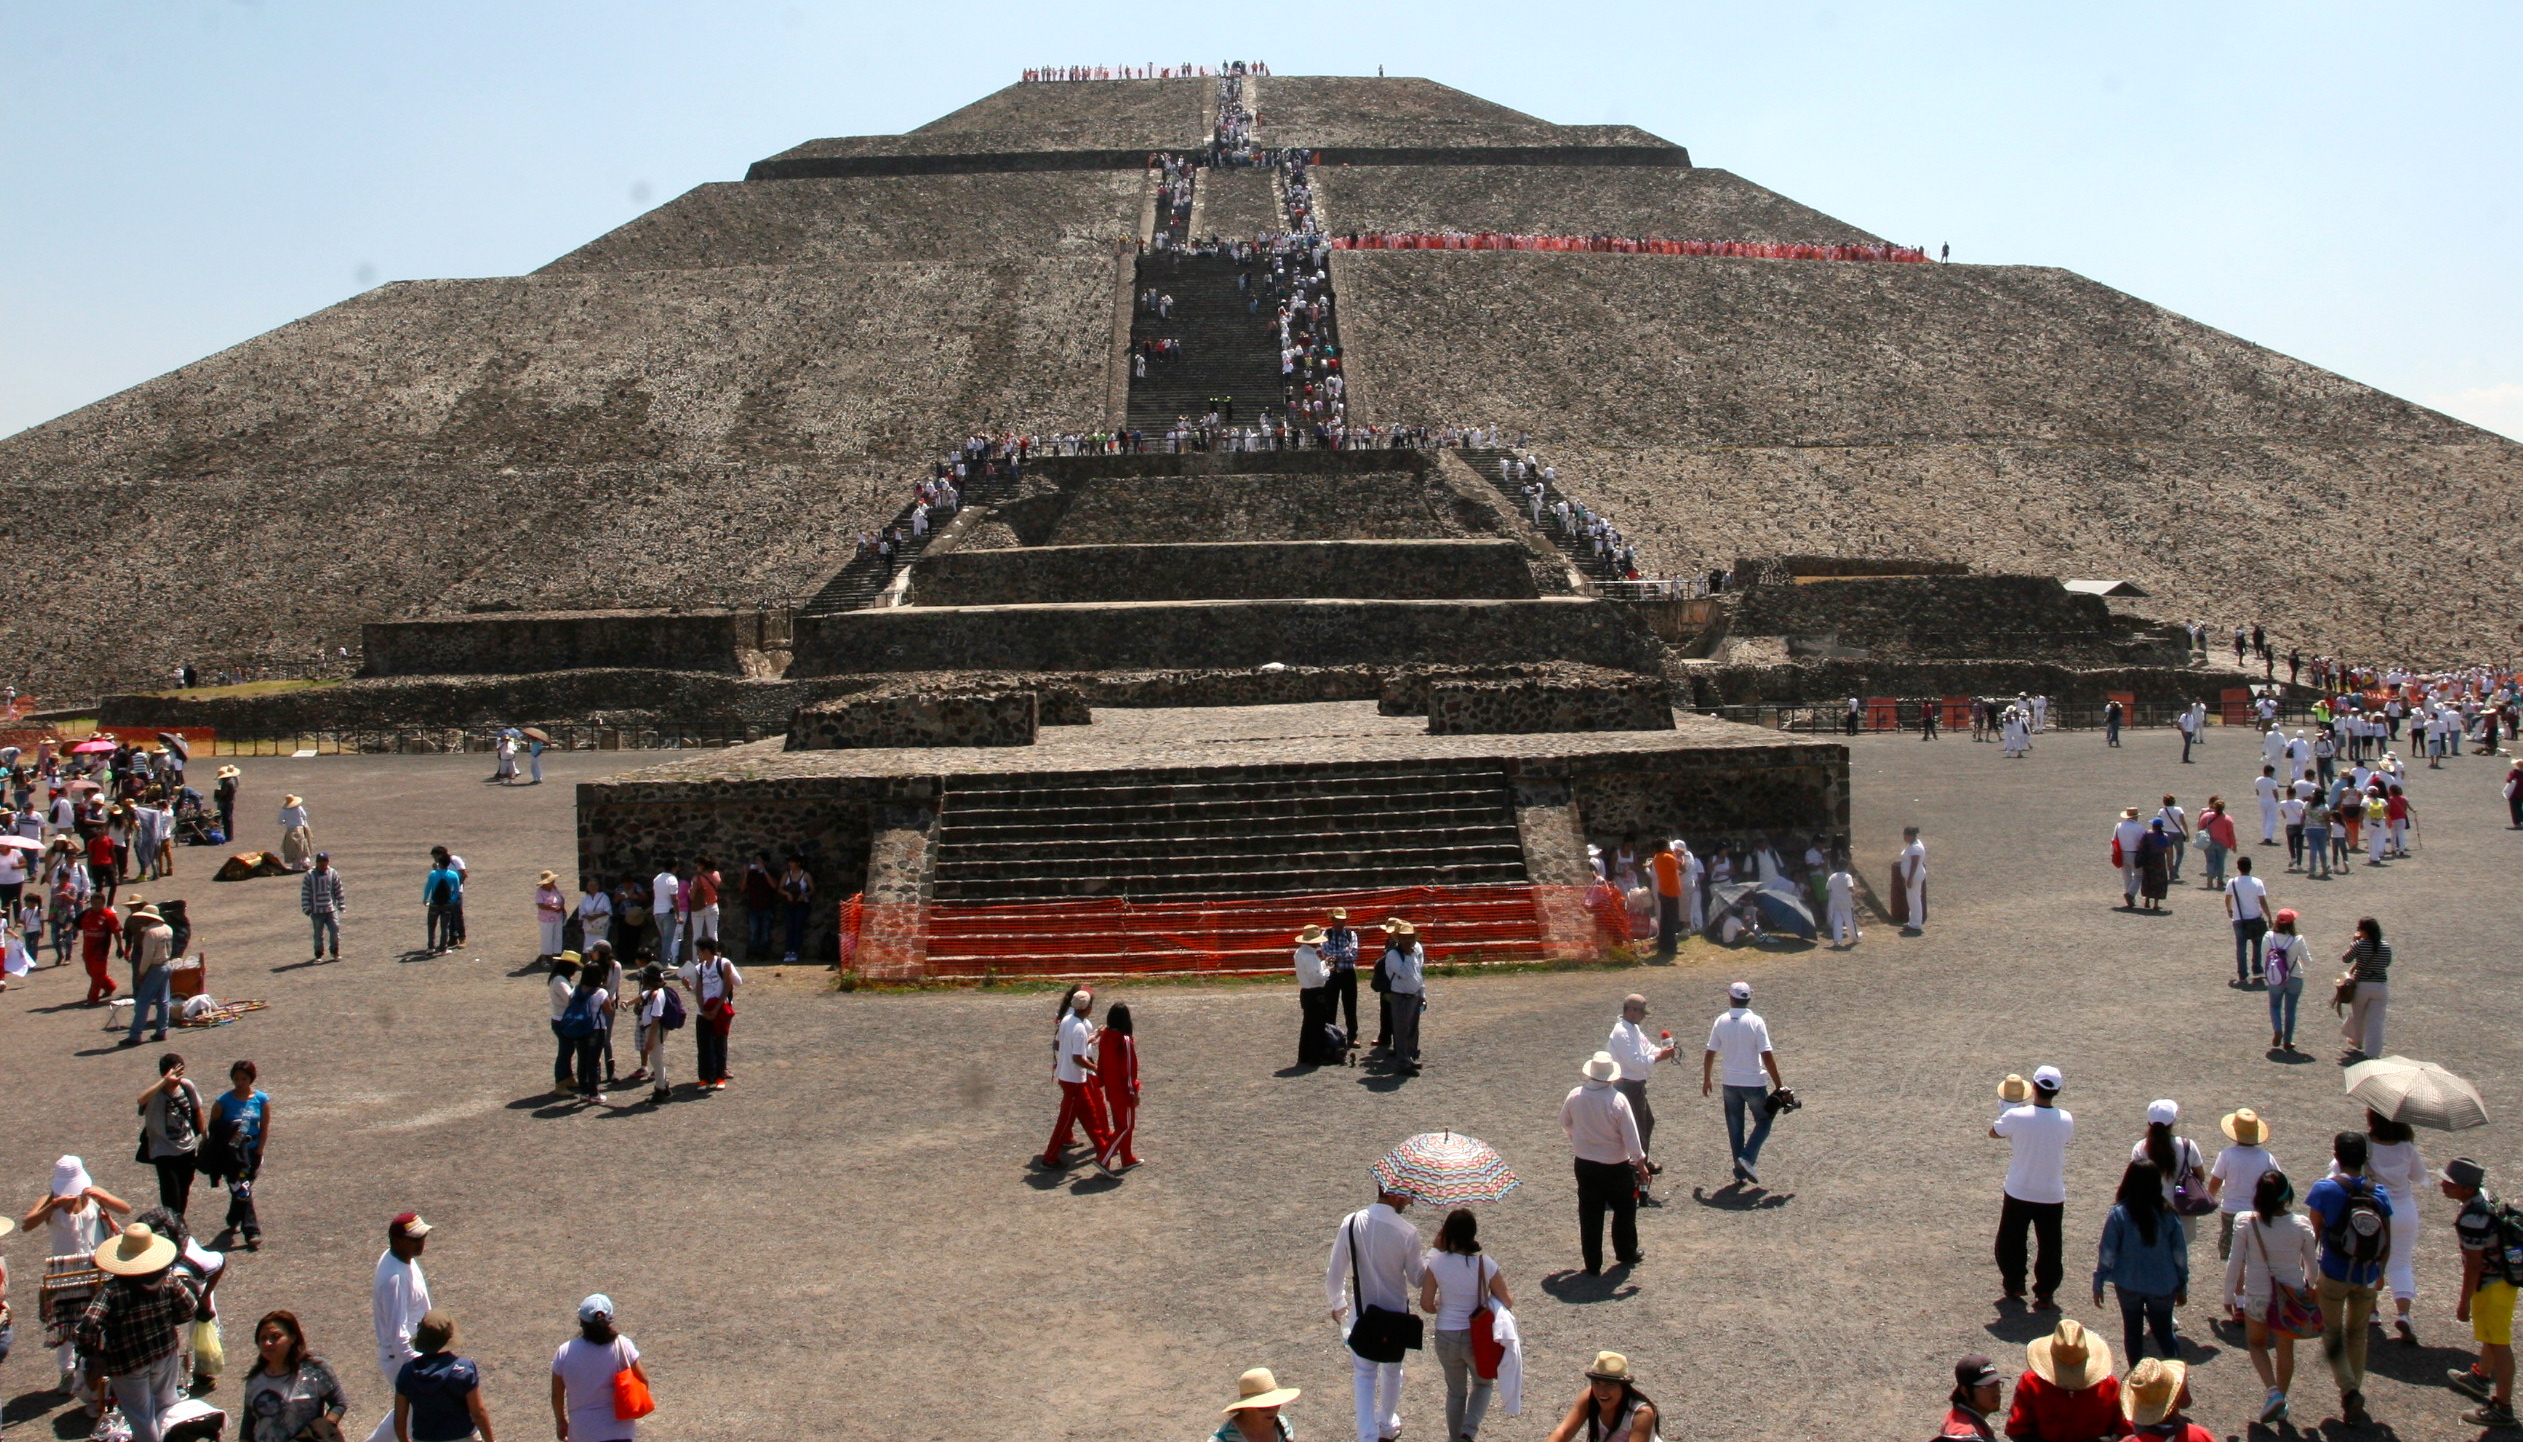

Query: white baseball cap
left=2032, top=1065, right=2064, bottom=1090
left=2146, top=1099, right=2180, bottom=1126
left=1728, top=981, right=1752, bottom=1001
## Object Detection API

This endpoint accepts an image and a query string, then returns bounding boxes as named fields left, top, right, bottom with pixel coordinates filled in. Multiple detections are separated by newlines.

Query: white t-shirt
left=1705, top=1008, right=1773, bottom=1088
left=1826, top=871, right=1854, bottom=908
left=651, top=872, right=681, bottom=916
left=1421, top=1250, right=1496, bottom=1331
left=2209, top=1143, right=2279, bottom=1213
left=1054, top=1011, right=1095, bottom=1083
left=2227, top=874, right=2268, bottom=920
left=2254, top=776, right=2282, bottom=806
left=1994, top=1103, right=2074, bottom=1205
left=551, top=1335, right=641, bottom=1442
left=2279, top=797, right=2307, bottom=827
left=2113, top=817, right=2149, bottom=855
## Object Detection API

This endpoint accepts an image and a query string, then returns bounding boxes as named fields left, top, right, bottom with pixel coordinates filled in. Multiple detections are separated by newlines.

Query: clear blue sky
left=6, top=1, right=2518, bottom=440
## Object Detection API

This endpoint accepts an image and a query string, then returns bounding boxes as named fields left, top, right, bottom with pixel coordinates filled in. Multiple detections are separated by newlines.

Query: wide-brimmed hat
left=2027, top=1317, right=2110, bottom=1390
left=1385, top=920, right=1416, bottom=937
left=1582, top=1051, right=1621, bottom=1083
left=1997, top=1074, right=2032, bottom=1104
left=2221, top=1108, right=2269, bottom=1145
left=128, top=904, right=162, bottom=922
left=2120, top=1357, right=2186, bottom=1425
left=538, top=870, right=558, bottom=886
left=1295, top=924, right=1324, bottom=945
left=1223, top=1367, right=1300, bottom=1413
left=52, top=1156, right=91, bottom=1197
left=215, top=766, right=240, bottom=779
left=95, top=1222, right=178, bottom=1276
left=1326, top=908, right=1348, bottom=921
left=283, top=795, right=302, bottom=807
left=1584, top=1351, right=1635, bottom=1383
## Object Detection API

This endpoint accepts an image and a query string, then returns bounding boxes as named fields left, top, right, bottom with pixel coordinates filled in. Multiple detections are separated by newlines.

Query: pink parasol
left=69, top=737, right=116, bottom=755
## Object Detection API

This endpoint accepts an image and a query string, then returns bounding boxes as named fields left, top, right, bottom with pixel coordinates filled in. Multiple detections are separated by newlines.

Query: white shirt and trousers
left=1607, top=1017, right=1665, bottom=1158
left=365, top=1250, right=430, bottom=1442
left=1707, top=1006, right=1776, bottom=1180
left=1328, top=1202, right=1424, bottom=1442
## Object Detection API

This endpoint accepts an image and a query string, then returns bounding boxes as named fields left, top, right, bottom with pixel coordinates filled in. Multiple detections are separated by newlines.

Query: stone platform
left=576, top=700, right=1847, bottom=974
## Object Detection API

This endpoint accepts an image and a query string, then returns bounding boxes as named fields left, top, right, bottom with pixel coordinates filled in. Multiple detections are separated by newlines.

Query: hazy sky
left=6, top=1, right=2518, bottom=440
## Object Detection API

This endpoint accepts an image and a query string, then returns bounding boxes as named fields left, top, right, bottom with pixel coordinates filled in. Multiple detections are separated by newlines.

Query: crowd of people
left=1328, top=232, right=1931, bottom=263
left=1018, top=61, right=1268, bottom=83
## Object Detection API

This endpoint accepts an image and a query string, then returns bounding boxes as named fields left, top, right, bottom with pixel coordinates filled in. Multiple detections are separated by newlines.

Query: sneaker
left=2341, top=1389, right=2370, bottom=1427
left=2396, top=1316, right=2417, bottom=1345
left=2259, top=1388, right=2287, bottom=1424
left=1736, top=1158, right=1758, bottom=1186
left=2462, top=1403, right=2518, bottom=1430
left=2450, top=1368, right=2495, bottom=1401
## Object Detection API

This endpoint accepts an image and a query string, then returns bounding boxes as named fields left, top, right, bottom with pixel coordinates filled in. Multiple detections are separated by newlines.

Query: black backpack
left=2485, top=1195, right=2523, bottom=1285
left=2323, top=1179, right=2391, bottom=1270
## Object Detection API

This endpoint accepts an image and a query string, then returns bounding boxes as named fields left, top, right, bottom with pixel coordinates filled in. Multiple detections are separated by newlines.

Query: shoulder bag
left=2251, top=1218, right=2324, bottom=1339
left=1343, top=1219, right=1422, bottom=1364
left=2169, top=1139, right=2218, bottom=1216
left=610, top=1338, right=656, bottom=1421
left=1466, top=1255, right=1505, bottom=1379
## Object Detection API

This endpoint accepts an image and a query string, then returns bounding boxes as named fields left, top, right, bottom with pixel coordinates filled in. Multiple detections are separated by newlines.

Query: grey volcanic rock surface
left=543, top=173, right=1149, bottom=271
left=1255, top=76, right=1669, bottom=149
left=1320, top=166, right=1882, bottom=244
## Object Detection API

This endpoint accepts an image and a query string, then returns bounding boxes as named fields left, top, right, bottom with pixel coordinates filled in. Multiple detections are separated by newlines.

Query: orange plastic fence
left=840, top=883, right=1618, bottom=981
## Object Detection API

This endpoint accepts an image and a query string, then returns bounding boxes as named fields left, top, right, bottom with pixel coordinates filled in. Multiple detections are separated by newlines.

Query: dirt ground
left=2, top=726, right=2517, bottom=1441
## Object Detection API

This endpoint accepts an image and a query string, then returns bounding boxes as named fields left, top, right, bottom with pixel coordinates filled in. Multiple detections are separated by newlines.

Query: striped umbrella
left=1371, top=1130, right=1521, bottom=1206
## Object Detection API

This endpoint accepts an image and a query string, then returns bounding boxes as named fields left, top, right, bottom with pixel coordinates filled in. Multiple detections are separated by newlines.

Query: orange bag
left=610, top=1341, right=655, bottom=1421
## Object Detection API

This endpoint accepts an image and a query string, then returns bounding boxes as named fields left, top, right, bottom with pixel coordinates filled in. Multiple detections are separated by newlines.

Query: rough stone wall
left=95, top=669, right=880, bottom=735
left=1723, top=575, right=2130, bottom=660
left=1319, top=167, right=1879, bottom=244
left=1672, top=659, right=2268, bottom=709
left=1256, top=77, right=1663, bottom=149
left=1427, top=677, right=1675, bottom=734
left=909, top=76, right=1213, bottom=144
left=1378, top=661, right=1667, bottom=715
left=540, top=173, right=1146, bottom=272
left=1337, top=251, right=2523, bottom=661
left=575, top=774, right=909, bottom=959
left=791, top=597, right=1668, bottom=676
left=1558, top=747, right=1848, bottom=850
left=785, top=691, right=1040, bottom=750
left=0, top=257, right=1114, bottom=696
left=360, top=610, right=776, bottom=678
left=908, top=539, right=1538, bottom=605
left=1044, top=472, right=1467, bottom=544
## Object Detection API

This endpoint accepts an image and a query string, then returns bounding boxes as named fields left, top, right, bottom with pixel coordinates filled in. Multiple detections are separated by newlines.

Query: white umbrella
left=0, top=835, right=41, bottom=853
left=2346, top=1055, right=2489, bottom=1131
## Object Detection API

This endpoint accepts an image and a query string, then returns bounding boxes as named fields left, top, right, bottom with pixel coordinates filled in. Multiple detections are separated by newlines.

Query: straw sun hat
left=95, top=1222, right=178, bottom=1276
left=1997, top=1074, right=2033, bottom=1104
left=1223, top=1368, right=1300, bottom=1413
left=2026, top=1317, right=2111, bottom=1391
left=2119, top=1357, right=2188, bottom=1425
left=1295, top=924, right=1324, bottom=945
left=538, top=870, right=559, bottom=887
left=2221, top=1108, right=2270, bottom=1145
left=1584, top=1351, right=1637, bottom=1383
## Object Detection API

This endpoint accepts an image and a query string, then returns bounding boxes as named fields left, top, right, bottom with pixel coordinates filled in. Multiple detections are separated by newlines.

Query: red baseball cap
left=390, top=1212, right=433, bottom=1238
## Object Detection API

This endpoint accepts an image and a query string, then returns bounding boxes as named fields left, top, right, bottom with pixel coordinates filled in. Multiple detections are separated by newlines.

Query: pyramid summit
left=7, top=70, right=2516, bottom=697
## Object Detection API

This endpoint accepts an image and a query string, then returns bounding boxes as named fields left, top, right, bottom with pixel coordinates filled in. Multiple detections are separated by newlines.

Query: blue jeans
left=655, top=914, right=680, bottom=965
left=426, top=901, right=457, bottom=951
left=309, top=912, right=339, bottom=957
left=747, top=906, right=775, bottom=959
left=127, top=964, right=172, bottom=1042
left=1724, top=1083, right=1775, bottom=1175
left=2115, top=1285, right=2178, bottom=1362
left=2233, top=916, right=2267, bottom=982
left=783, top=901, right=811, bottom=958
left=2268, top=978, right=2303, bottom=1044
left=2303, top=827, right=2331, bottom=878
left=2201, top=841, right=2227, bottom=887
left=2164, top=838, right=2186, bottom=880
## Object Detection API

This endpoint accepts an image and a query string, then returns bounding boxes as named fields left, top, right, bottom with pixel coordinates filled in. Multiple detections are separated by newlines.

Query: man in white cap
left=366, top=1212, right=434, bottom=1442
left=1703, top=982, right=1785, bottom=1185
left=1562, top=1051, right=1649, bottom=1274
left=1325, top=1183, right=1424, bottom=1442
left=1989, top=1067, right=2074, bottom=1310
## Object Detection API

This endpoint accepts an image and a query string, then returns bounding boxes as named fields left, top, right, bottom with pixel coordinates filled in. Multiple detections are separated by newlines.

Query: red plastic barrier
left=840, top=883, right=1619, bottom=981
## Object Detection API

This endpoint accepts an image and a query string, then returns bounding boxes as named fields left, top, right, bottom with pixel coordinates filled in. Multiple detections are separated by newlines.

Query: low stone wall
left=1724, top=575, right=2127, bottom=661
left=98, top=669, right=872, bottom=735
left=1674, top=659, right=2266, bottom=709
left=1045, top=472, right=1463, bottom=545
left=362, top=608, right=786, bottom=678
left=786, top=691, right=1039, bottom=750
left=908, top=539, right=1537, bottom=606
left=790, top=597, right=1666, bottom=676
left=1428, top=677, right=1674, bottom=734
left=1378, top=662, right=1666, bottom=716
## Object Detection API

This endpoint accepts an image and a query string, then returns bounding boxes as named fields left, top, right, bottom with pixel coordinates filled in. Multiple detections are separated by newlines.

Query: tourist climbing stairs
left=920, top=757, right=1550, bottom=971
left=1126, top=251, right=1285, bottom=431
left=1458, top=446, right=1625, bottom=585
left=795, top=462, right=1025, bottom=617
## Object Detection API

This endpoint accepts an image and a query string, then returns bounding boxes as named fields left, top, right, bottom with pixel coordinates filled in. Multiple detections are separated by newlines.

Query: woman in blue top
left=2095, top=1160, right=2189, bottom=1365
left=201, top=1060, right=271, bottom=1251
left=395, top=1311, right=492, bottom=1442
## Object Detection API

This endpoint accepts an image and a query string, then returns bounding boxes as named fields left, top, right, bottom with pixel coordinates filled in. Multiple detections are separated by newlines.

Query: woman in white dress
left=20, top=1157, right=132, bottom=1399
left=2363, top=1109, right=2428, bottom=1343
left=275, top=795, right=313, bottom=872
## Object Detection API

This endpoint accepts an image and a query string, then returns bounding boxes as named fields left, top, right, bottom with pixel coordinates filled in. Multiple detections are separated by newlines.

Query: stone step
left=933, top=836, right=1528, bottom=874
left=939, top=805, right=1517, bottom=843
left=945, top=781, right=1510, bottom=818
left=1459, top=446, right=1623, bottom=584
left=929, top=861, right=1531, bottom=904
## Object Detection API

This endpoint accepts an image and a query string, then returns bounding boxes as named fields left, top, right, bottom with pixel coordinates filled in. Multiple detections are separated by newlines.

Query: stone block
left=1428, top=677, right=1675, bottom=734
left=785, top=691, right=1039, bottom=750
left=360, top=609, right=780, bottom=678
left=908, top=539, right=1537, bottom=606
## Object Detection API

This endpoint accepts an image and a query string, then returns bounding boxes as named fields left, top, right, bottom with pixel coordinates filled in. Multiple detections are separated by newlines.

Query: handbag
left=290, top=1419, right=347, bottom=1442
left=2168, top=1140, right=2217, bottom=1217
left=1466, top=1256, right=1504, bottom=1379
left=1343, top=1219, right=1422, bottom=1363
left=2331, top=970, right=2362, bottom=1012
left=610, top=1338, right=656, bottom=1421
left=2252, top=1219, right=2325, bottom=1339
